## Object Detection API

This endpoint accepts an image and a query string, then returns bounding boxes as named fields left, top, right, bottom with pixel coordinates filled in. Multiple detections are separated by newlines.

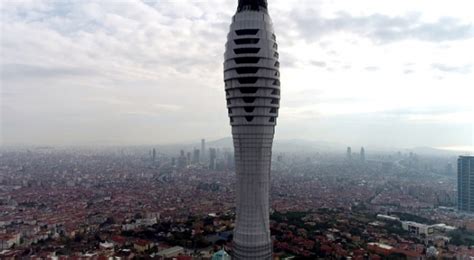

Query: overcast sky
left=1, top=0, right=473, bottom=149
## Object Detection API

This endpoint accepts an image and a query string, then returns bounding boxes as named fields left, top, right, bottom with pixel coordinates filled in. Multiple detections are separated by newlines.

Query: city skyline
left=1, top=0, right=473, bottom=149
left=1, top=142, right=472, bottom=258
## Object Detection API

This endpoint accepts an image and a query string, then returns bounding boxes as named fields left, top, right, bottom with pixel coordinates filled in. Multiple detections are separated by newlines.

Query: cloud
left=431, top=63, right=472, bottom=74
left=86, top=97, right=133, bottom=106
left=364, top=66, right=379, bottom=71
left=152, top=104, right=181, bottom=111
left=1, top=0, right=232, bottom=145
left=378, top=106, right=474, bottom=124
left=404, top=112, right=473, bottom=124
left=2, top=63, right=97, bottom=80
left=311, top=61, right=327, bottom=67
left=1, top=0, right=472, bottom=147
left=293, top=11, right=474, bottom=43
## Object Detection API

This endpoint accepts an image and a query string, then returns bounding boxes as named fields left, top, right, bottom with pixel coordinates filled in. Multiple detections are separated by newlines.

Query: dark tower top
left=237, top=0, right=268, bottom=12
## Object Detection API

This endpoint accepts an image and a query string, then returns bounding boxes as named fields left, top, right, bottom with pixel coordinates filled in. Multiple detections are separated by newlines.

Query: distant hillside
left=207, top=137, right=232, bottom=148
left=408, top=146, right=462, bottom=156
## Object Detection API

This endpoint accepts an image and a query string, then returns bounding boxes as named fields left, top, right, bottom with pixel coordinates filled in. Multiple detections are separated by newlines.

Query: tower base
left=233, top=242, right=272, bottom=260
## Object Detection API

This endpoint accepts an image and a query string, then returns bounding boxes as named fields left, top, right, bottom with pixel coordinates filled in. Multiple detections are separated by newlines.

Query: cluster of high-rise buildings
left=342, top=147, right=474, bottom=215
left=346, top=146, right=366, bottom=162
left=156, top=139, right=235, bottom=171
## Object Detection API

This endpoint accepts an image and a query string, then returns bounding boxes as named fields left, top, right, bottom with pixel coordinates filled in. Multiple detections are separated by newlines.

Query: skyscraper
left=186, top=152, right=192, bottom=165
left=201, top=139, right=206, bottom=162
left=193, top=148, right=200, bottom=164
left=177, top=150, right=187, bottom=169
left=224, top=0, right=280, bottom=258
left=209, top=148, right=217, bottom=170
left=458, top=156, right=474, bottom=212
left=224, top=150, right=235, bottom=170
left=346, top=147, right=352, bottom=160
left=171, top=157, right=176, bottom=166
left=360, top=147, right=365, bottom=162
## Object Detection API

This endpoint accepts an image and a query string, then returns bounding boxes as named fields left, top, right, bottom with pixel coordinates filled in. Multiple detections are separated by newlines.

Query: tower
left=193, top=148, right=200, bottom=164
left=201, top=139, right=206, bottom=162
left=209, top=148, right=217, bottom=170
left=224, top=0, right=280, bottom=258
left=458, top=156, right=474, bottom=212
left=360, top=147, right=365, bottom=162
left=187, top=152, right=192, bottom=165
left=346, top=147, right=352, bottom=160
left=177, top=150, right=187, bottom=169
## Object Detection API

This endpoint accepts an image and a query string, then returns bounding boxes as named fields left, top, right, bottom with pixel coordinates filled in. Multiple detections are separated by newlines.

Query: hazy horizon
left=1, top=0, right=473, bottom=149
left=2, top=136, right=473, bottom=156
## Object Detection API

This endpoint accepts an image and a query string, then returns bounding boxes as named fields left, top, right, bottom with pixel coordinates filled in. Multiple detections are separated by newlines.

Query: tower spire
left=237, top=0, right=268, bottom=12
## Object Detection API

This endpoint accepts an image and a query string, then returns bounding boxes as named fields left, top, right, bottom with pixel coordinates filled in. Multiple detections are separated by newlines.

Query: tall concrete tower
left=224, top=0, right=280, bottom=259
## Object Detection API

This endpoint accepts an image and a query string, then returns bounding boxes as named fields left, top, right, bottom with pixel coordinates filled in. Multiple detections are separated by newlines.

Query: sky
left=1, top=0, right=473, bottom=150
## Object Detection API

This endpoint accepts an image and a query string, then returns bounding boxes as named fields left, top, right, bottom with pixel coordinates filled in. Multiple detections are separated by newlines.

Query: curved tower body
left=224, top=0, right=280, bottom=259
